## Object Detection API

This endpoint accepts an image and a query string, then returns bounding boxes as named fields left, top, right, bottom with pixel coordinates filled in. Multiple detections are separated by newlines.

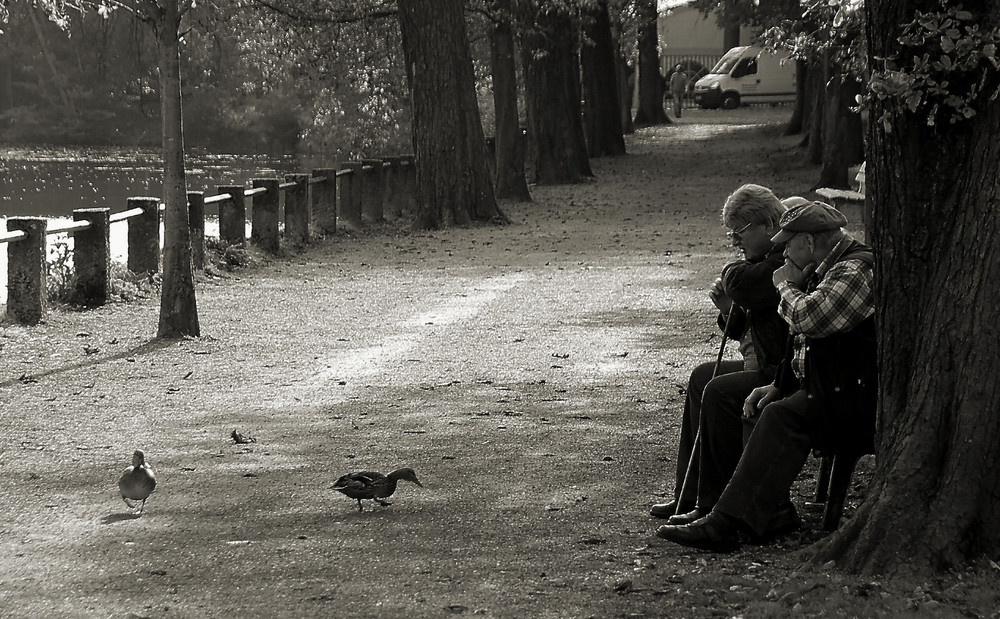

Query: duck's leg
left=356, top=499, right=364, bottom=511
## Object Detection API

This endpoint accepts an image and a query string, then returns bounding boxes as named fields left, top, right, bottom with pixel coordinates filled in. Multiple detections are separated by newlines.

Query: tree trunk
left=816, top=74, right=864, bottom=189
left=804, top=62, right=824, bottom=162
left=521, top=3, right=593, bottom=184
left=580, top=0, right=625, bottom=158
left=812, top=0, right=1000, bottom=575
left=632, top=0, right=668, bottom=126
left=618, top=58, right=635, bottom=135
left=490, top=0, right=531, bottom=202
left=398, top=0, right=506, bottom=228
left=784, top=59, right=807, bottom=136
left=153, top=0, right=199, bottom=338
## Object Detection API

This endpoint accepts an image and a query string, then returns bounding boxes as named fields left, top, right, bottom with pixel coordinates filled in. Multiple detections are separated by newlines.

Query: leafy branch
left=868, top=2, right=1000, bottom=130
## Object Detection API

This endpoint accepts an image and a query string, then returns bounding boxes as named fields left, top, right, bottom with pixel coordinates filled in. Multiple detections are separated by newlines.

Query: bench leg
left=814, top=454, right=833, bottom=503
left=822, top=453, right=861, bottom=531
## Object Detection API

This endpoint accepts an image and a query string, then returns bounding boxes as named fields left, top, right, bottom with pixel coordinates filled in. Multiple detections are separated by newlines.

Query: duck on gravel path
left=331, top=468, right=423, bottom=511
left=118, top=450, right=157, bottom=514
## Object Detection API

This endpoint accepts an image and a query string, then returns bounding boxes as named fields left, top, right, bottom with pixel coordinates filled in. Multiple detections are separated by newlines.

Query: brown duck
left=118, top=450, right=157, bottom=513
left=331, top=468, right=422, bottom=511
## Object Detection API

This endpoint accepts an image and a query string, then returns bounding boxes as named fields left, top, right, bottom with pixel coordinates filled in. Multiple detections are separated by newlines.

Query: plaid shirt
left=774, top=235, right=875, bottom=381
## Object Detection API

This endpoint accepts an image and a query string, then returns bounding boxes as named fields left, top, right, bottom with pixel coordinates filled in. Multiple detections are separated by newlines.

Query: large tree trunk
left=804, top=62, right=825, bottom=162
left=812, top=0, right=1000, bottom=575
left=816, top=73, right=864, bottom=189
left=490, top=0, right=531, bottom=202
left=580, top=0, right=625, bottom=158
left=153, top=0, right=199, bottom=338
left=632, top=0, right=668, bottom=126
left=398, top=0, right=506, bottom=228
left=784, top=60, right=807, bottom=136
left=521, top=3, right=592, bottom=184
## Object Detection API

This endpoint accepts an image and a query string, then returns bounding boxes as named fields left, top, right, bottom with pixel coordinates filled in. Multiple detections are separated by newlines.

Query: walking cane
left=674, top=303, right=736, bottom=516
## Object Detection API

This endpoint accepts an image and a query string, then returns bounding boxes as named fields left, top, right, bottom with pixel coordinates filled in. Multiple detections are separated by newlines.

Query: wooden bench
left=808, top=451, right=869, bottom=530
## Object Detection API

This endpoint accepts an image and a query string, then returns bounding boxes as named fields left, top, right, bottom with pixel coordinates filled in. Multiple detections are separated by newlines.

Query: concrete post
left=5, top=217, right=47, bottom=325
left=312, top=168, right=337, bottom=235
left=284, top=173, right=310, bottom=247
left=339, top=162, right=363, bottom=229
left=251, top=178, right=280, bottom=253
left=187, top=192, right=205, bottom=271
left=361, top=158, right=385, bottom=222
left=217, top=184, right=246, bottom=246
left=127, top=197, right=160, bottom=275
left=73, top=208, right=110, bottom=306
left=384, top=156, right=403, bottom=218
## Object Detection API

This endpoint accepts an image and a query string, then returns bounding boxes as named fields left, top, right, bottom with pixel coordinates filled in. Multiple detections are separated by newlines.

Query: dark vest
left=784, top=241, right=877, bottom=454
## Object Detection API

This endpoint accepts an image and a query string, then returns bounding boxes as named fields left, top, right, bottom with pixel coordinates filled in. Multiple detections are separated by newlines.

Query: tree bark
left=153, top=0, right=200, bottom=338
left=398, top=0, right=506, bottom=228
left=580, top=0, right=625, bottom=158
left=804, top=62, right=824, bottom=162
left=816, top=73, right=864, bottom=189
left=490, top=0, right=531, bottom=202
left=521, top=3, right=593, bottom=184
left=784, top=59, right=807, bottom=136
left=812, top=0, right=1000, bottom=575
left=632, top=0, right=668, bottom=126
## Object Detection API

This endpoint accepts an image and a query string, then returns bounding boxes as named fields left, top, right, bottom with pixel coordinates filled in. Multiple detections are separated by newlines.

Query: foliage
left=758, top=0, right=866, bottom=78
left=205, top=236, right=253, bottom=271
left=45, top=241, right=155, bottom=305
left=867, top=1, right=1000, bottom=130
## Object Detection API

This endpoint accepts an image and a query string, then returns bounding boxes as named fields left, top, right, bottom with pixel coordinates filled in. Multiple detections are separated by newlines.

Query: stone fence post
left=251, top=178, right=280, bottom=253
left=5, top=217, right=47, bottom=325
left=73, top=208, right=110, bottom=306
left=339, top=162, right=363, bottom=229
left=187, top=192, right=205, bottom=270
left=218, top=184, right=246, bottom=246
left=312, top=168, right=337, bottom=235
left=361, top=158, right=385, bottom=222
left=127, top=197, right=160, bottom=275
left=284, top=173, right=310, bottom=247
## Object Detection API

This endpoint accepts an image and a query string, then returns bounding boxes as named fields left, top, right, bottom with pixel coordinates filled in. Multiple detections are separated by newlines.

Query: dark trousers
left=673, top=359, right=744, bottom=505
left=695, top=368, right=773, bottom=510
left=715, top=389, right=815, bottom=537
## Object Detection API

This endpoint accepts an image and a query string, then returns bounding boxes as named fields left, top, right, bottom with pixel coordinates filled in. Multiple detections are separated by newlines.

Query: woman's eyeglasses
left=726, top=221, right=754, bottom=241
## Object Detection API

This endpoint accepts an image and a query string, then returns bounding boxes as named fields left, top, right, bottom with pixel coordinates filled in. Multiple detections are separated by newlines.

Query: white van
left=693, top=45, right=796, bottom=109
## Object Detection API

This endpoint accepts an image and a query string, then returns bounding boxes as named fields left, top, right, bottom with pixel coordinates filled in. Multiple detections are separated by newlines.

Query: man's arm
left=775, top=259, right=874, bottom=337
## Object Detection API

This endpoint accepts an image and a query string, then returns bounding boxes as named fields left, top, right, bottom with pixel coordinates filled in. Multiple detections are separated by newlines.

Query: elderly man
left=655, top=201, right=876, bottom=552
left=650, top=185, right=790, bottom=520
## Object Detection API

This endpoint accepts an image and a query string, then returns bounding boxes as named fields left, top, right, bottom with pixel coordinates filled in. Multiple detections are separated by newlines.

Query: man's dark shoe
left=666, top=507, right=706, bottom=525
left=655, top=514, right=742, bottom=553
left=649, top=499, right=694, bottom=519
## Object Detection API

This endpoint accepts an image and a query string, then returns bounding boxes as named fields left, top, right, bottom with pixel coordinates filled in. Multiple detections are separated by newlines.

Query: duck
left=118, top=450, right=157, bottom=513
left=331, top=467, right=422, bottom=511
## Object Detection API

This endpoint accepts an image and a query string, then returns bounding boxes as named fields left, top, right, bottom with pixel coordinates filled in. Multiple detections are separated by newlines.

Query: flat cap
left=771, top=201, right=848, bottom=243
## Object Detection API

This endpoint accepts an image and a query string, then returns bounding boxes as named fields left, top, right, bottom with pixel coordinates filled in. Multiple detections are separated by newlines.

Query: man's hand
left=744, top=384, right=780, bottom=419
left=772, top=259, right=814, bottom=289
left=708, top=277, right=732, bottom=315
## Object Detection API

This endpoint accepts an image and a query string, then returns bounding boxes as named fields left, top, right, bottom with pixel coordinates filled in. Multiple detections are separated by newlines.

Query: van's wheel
left=721, top=93, right=740, bottom=109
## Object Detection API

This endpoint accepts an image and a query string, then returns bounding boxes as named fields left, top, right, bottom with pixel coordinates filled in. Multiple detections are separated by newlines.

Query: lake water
left=1, top=146, right=304, bottom=305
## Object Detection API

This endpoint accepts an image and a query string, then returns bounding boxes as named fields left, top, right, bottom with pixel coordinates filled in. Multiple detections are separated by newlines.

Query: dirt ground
left=2, top=107, right=998, bottom=618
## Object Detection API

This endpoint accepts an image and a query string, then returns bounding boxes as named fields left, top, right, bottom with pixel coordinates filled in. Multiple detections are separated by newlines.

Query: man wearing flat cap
left=656, top=201, right=877, bottom=552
